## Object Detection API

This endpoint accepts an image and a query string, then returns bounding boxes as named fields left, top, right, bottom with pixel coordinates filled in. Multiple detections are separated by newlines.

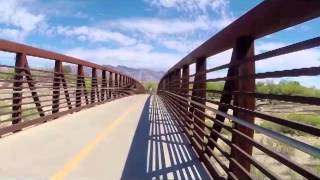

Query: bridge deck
left=0, top=94, right=210, bottom=179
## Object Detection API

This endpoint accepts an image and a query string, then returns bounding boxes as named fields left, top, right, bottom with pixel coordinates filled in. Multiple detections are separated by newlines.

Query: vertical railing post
left=172, top=72, right=175, bottom=92
left=124, top=76, right=126, bottom=95
left=126, top=76, right=128, bottom=86
left=76, top=65, right=83, bottom=107
left=182, top=65, right=190, bottom=127
left=182, top=65, right=189, bottom=96
left=162, top=78, right=166, bottom=92
left=190, top=57, right=206, bottom=157
left=122, top=75, right=125, bottom=95
left=115, top=73, right=118, bottom=98
left=109, top=72, right=113, bottom=100
left=96, top=71, right=100, bottom=103
left=119, top=75, right=122, bottom=97
left=124, top=76, right=127, bottom=95
left=101, top=70, right=106, bottom=101
left=174, top=69, right=181, bottom=94
left=166, top=77, right=169, bottom=91
left=121, top=75, right=124, bottom=95
left=52, top=60, right=62, bottom=114
left=12, top=53, right=26, bottom=125
left=91, top=68, right=97, bottom=104
left=229, top=36, right=255, bottom=178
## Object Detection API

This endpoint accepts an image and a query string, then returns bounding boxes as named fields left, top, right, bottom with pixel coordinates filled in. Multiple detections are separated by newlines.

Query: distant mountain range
left=63, top=64, right=164, bottom=83
left=104, top=65, right=165, bottom=82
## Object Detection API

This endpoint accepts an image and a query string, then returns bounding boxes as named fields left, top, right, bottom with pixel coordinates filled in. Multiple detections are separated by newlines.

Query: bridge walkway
left=0, top=94, right=210, bottom=179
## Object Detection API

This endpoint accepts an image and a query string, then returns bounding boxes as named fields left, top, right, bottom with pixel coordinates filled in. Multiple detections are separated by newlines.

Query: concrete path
left=0, top=94, right=210, bottom=179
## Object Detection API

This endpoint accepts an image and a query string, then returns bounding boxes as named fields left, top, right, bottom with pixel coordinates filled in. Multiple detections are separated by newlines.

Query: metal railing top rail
left=165, top=0, right=320, bottom=76
left=0, top=39, right=140, bottom=83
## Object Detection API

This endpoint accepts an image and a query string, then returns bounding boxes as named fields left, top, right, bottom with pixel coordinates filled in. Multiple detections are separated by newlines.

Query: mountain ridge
left=103, top=65, right=164, bottom=82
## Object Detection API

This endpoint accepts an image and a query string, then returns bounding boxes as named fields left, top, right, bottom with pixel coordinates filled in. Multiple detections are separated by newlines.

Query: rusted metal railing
left=0, top=40, right=144, bottom=136
left=158, top=1, right=320, bottom=179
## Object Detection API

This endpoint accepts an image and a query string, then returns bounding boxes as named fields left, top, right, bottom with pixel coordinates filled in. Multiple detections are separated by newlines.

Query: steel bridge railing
left=0, top=39, right=145, bottom=136
left=158, top=1, right=320, bottom=180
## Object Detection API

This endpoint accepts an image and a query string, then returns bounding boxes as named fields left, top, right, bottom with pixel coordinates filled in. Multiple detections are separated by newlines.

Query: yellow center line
left=51, top=101, right=140, bottom=180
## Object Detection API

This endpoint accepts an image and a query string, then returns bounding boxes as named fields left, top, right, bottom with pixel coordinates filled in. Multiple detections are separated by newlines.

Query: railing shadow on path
left=121, top=95, right=211, bottom=180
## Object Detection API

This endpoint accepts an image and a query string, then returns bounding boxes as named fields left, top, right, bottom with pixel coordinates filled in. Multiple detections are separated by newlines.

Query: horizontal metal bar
left=162, top=90, right=320, bottom=158
left=206, top=37, right=320, bottom=74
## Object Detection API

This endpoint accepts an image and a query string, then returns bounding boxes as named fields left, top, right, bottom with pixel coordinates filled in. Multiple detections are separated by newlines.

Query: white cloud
left=147, top=0, right=229, bottom=15
left=106, top=16, right=232, bottom=37
left=64, top=44, right=182, bottom=70
left=0, top=28, right=26, bottom=41
left=48, top=25, right=137, bottom=46
left=108, top=16, right=210, bottom=35
left=103, top=0, right=232, bottom=49
left=255, top=42, right=320, bottom=72
left=256, top=42, right=285, bottom=53
left=0, top=0, right=44, bottom=31
left=158, top=38, right=203, bottom=52
left=0, top=0, right=45, bottom=41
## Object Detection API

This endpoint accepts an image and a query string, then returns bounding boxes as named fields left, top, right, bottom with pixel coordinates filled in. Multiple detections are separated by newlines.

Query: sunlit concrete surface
left=0, top=94, right=210, bottom=179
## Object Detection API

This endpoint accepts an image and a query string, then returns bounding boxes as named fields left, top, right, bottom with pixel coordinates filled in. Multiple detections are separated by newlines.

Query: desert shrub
left=207, top=82, right=225, bottom=91
left=0, top=101, right=10, bottom=121
left=84, top=78, right=92, bottom=91
left=256, top=80, right=320, bottom=97
left=251, top=166, right=268, bottom=180
left=207, top=80, right=320, bottom=100
left=287, top=114, right=320, bottom=127
left=207, top=82, right=225, bottom=99
left=0, top=70, right=15, bottom=80
left=261, top=120, right=296, bottom=135
left=261, top=114, right=320, bottom=135
left=266, top=138, right=295, bottom=157
left=22, top=108, right=38, bottom=120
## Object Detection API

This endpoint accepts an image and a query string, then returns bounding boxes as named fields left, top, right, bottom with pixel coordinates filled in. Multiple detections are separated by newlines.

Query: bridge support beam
left=108, top=72, right=113, bottom=100
left=12, top=53, right=26, bottom=125
left=190, top=58, right=206, bottom=159
left=174, top=69, right=181, bottom=94
left=181, top=65, right=190, bottom=134
left=91, top=68, right=97, bottom=104
left=115, top=73, right=118, bottom=98
left=101, top=70, right=107, bottom=101
left=76, top=65, right=83, bottom=107
left=228, top=36, right=255, bottom=179
left=13, top=53, right=45, bottom=126
left=52, top=60, right=63, bottom=114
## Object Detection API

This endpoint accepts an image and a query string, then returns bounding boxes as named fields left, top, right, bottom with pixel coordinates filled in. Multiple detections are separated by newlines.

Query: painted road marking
left=51, top=101, right=140, bottom=180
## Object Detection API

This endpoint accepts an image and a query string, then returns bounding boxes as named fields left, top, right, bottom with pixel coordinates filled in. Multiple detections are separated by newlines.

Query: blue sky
left=0, top=0, right=319, bottom=86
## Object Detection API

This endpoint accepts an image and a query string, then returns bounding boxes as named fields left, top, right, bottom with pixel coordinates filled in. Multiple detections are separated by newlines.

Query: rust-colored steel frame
left=158, top=1, right=320, bottom=180
left=0, top=39, right=145, bottom=136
